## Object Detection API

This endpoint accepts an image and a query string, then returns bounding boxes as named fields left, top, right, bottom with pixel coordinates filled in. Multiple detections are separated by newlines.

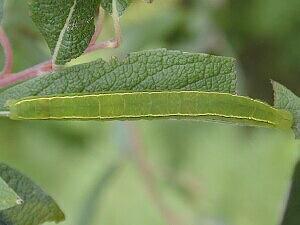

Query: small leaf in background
left=281, top=161, right=300, bottom=225
left=101, top=0, right=132, bottom=16
left=29, top=0, right=99, bottom=65
left=0, top=163, right=65, bottom=225
left=0, top=49, right=237, bottom=110
left=101, top=0, right=154, bottom=16
left=0, top=177, right=21, bottom=211
left=272, top=81, right=300, bottom=139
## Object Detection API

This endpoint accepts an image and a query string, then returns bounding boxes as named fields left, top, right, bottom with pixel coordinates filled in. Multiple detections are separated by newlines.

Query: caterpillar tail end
left=0, top=111, right=10, bottom=118
left=3, top=100, right=19, bottom=120
left=274, top=109, right=294, bottom=132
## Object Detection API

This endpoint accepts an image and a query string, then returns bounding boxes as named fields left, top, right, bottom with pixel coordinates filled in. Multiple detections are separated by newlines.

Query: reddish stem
left=0, top=4, right=122, bottom=89
left=0, top=60, right=52, bottom=88
left=88, top=7, right=105, bottom=48
left=0, top=27, right=13, bottom=76
left=86, top=38, right=120, bottom=53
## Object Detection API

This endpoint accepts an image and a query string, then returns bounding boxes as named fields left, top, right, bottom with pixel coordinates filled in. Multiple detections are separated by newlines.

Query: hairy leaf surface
left=0, top=49, right=237, bottom=110
left=29, top=0, right=99, bottom=65
left=272, top=81, right=300, bottom=139
left=0, top=177, right=21, bottom=211
left=0, top=164, right=65, bottom=225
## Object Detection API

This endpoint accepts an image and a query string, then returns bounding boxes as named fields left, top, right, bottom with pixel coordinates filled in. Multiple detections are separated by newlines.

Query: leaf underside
left=29, top=0, right=99, bottom=65
left=0, top=177, right=20, bottom=211
left=272, top=81, right=300, bottom=139
left=0, top=49, right=237, bottom=110
left=28, top=0, right=155, bottom=65
left=0, top=164, right=65, bottom=225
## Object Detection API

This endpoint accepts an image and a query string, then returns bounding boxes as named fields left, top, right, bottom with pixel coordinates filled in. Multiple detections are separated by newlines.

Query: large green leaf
left=29, top=0, right=99, bottom=65
left=272, top=81, right=300, bottom=139
left=0, top=163, right=65, bottom=225
left=0, top=49, right=237, bottom=110
left=0, top=177, right=21, bottom=211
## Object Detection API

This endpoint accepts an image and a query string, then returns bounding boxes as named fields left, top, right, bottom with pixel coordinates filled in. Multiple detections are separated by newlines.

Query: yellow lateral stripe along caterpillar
left=6, top=91, right=293, bottom=129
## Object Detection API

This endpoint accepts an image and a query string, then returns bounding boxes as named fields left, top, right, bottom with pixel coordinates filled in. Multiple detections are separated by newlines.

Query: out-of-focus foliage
left=281, top=161, right=300, bottom=225
left=215, top=0, right=300, bottom=100
left=0, top=0, right=48, bottom=71
left=0, top=0, right=5, bottom=23
left=0, top=0, right=299, bottom=225
left=0, top=164, right=65, bottom=225
left=0, top=121, right=298, bottom=225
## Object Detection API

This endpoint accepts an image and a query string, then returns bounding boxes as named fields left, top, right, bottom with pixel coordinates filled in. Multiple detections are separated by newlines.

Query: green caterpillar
left=3, top=91, right=293, bottom=129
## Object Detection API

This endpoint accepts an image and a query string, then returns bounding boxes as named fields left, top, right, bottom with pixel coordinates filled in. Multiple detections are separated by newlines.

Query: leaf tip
left=272, top=80, right=300, bottom=139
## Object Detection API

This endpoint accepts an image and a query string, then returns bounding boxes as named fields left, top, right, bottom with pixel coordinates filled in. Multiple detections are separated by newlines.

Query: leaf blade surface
left=0, top=49, right=237, bottom=110
left=29, top=0, right=99, bottom=65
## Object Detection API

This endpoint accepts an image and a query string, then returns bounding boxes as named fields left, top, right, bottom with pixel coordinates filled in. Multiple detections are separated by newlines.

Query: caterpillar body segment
left=7, top=91, right=293, bottom=129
